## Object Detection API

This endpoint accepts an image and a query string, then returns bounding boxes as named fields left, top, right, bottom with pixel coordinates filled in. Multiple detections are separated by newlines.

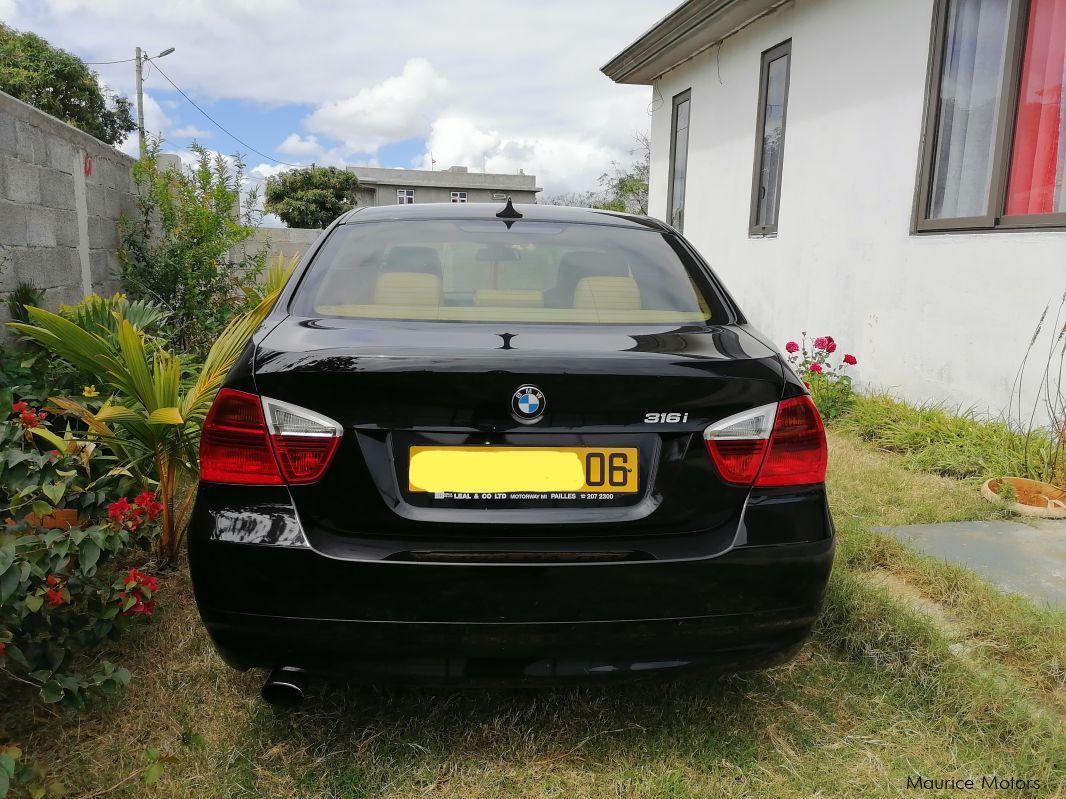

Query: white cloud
left=415, top=116, right=636, bottom=195
left=274, top=134, right=349, bottom=167
left=116, top=91, right=169, bottom=157
left=276, top=133, right=322, bottom=156
left=171, top=124, right=213, bottom=139
left=305, top=58, right=449, bottom=153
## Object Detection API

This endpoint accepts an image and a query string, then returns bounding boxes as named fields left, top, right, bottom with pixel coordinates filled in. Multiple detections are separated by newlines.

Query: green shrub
left=119, top=141, right=266, bottom=355
left=0, top=407, right=161, bottom=709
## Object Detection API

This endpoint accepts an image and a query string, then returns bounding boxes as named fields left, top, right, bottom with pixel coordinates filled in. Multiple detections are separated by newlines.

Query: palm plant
left=8, top=255, right=297, bottom=563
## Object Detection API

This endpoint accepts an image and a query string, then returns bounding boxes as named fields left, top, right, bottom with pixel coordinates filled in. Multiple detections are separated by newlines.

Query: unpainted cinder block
left=3, top=156, right=41, bottom=204
left=39, top=169, right=75, bottom=210
left=0, top=198, right=28, bottom=247
left=25, top=206, right=57, bottom=248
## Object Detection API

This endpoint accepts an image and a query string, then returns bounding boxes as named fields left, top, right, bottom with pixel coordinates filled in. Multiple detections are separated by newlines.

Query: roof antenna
left=496, top=197, right=523, bottom=220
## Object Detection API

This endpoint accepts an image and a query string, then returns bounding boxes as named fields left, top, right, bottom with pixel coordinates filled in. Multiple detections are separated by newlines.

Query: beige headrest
left=572, top=277, right=641, bottom=311
left=373, top=272, right=442, bottom=306
left=473, top=289, right=544, bottom=308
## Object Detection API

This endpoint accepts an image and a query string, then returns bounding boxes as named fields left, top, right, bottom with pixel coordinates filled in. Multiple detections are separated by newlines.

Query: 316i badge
left=511, top=384, right=546, bottom=423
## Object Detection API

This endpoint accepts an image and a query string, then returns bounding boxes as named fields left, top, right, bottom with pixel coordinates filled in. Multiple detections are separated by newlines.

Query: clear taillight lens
left=703, top=396, right=827, bottom=487
left=200, top=389, right=342, bottom=486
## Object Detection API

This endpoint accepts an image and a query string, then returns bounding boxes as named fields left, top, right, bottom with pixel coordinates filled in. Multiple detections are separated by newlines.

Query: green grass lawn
left=6, top=433, right=1064, bottom=798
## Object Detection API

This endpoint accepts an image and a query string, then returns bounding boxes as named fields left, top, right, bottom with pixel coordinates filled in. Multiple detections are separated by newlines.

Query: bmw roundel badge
left=511, top=384, right=546, bottom=423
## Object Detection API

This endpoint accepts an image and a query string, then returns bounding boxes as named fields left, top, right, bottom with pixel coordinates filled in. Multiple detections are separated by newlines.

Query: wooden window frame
left=749, top=40, right=792, bottom=236
left=667, top=89, right=691, bottom=233
left=914, top=0, right=1066, bottom=233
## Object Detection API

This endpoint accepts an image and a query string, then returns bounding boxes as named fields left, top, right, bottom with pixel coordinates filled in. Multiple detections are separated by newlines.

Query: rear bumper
left=190, top=534, right=834, bottom=679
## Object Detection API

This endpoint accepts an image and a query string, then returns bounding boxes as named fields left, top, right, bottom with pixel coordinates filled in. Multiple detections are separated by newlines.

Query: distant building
left=347, top=165, right=541, bottom=206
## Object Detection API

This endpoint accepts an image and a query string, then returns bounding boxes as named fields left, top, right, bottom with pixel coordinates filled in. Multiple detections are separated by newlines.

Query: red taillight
left=754, top=396, right=827, bottom=487
left=271, top=436, right=341, bottom=485
left=706, top=438, right=768, bottom=484
left=201, top=389, right=283, bottom=485
left=200, top=389, right=342, bottom=486
left=704, top=395, right=827, bottom=487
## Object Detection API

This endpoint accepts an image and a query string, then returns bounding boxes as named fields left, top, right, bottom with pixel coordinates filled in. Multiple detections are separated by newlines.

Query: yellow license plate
left=408, top=447, right=639, bottom=494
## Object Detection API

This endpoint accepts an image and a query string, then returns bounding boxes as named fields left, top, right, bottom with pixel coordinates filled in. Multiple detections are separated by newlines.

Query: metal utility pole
left=134, top=47, right=175, bottom=158
left=135, top=47, right=145, bottom=157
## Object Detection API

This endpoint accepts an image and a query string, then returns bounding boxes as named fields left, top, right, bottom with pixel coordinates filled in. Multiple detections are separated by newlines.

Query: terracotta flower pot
left=981, top=477, right=1066, bottom=519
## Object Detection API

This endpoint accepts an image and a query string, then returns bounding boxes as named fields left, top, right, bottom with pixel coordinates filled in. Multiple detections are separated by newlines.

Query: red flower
left=843, top=354, right=858, bottom=366
left=45, top=574, right=60, bottom=587
left=108, top=497, right=131, bottom=526
left=785, top=341, right=799, bottom=353
left=135, top=491, right=156, bottom=507
left=11, top=401, right=28, bottom=413
left=48, top=449, right=60, bottom=460
left=809, top=363, right=824, bottom=374
left=124, top=568, right=159, bottom=593
left=45, top=589, right=64, bottom=608
left=813, top=337, right=828, bottom=351
left=824, top=337, right=837, bottom=354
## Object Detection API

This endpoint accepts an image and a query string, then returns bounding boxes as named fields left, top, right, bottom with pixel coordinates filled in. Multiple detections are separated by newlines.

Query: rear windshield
left=289, top=219, right=723, bottom=324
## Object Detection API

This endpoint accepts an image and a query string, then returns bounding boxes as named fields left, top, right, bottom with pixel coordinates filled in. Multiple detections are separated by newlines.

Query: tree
left=0, top=24, right=136, bottom=145
left=264, top=166, right=361, bottom=228
left=538, top=190, right=602, bottom=208
left=537, top=133, right=650, bottom=215
left=597, top=132, right=650, bottom=215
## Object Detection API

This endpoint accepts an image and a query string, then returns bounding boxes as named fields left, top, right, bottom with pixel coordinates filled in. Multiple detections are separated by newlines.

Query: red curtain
left=1005, top=0, right=1066, bottom=215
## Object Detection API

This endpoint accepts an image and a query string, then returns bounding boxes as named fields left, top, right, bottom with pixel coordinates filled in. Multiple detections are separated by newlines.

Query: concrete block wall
left=242, top=227, right=323, bottom=269
left=0, top=89, right=136, bottom=328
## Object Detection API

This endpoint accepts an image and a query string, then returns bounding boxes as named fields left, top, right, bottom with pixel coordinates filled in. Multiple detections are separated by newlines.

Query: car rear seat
left=572, top=276, right=642, bottom=311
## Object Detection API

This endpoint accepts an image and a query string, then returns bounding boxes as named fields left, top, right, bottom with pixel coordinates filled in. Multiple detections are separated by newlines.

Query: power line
left=147, top=60, right=298, bottom=167
left=84, top=57, right=138, bottom=65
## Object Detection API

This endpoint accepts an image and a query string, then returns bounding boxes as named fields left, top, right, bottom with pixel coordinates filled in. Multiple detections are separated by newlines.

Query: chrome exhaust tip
left=261, top=667, right=306, bottom=707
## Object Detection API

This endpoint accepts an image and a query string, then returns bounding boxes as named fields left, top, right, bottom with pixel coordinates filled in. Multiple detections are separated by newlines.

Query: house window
left=451, top=191, right=468, bottom=203
left=397, top=189, right=415, bottom=204
left=917, top=0, right=1066, bottom=230
left=667, top=89, right=691, bottom=231
left=750, top=41, right=792, bottom=235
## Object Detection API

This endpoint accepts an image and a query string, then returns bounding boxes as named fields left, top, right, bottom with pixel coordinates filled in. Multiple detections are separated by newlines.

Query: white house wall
left=648, top=0, right=1066, bottom=418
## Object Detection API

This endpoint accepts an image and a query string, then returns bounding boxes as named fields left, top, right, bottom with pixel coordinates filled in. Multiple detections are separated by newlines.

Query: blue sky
left=1, top=0, right=679, bottom=215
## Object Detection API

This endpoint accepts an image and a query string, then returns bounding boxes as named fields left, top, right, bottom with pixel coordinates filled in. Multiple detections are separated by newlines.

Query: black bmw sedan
left=189, top=201, right=833, bottom=703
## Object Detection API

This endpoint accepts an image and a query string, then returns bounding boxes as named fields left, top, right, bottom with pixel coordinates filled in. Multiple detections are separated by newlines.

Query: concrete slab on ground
left=874, top=520, right=1066, bottom=610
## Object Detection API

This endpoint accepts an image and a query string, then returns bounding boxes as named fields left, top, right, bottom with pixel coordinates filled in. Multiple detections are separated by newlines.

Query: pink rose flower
left=785, top=341, right=799, bottom=353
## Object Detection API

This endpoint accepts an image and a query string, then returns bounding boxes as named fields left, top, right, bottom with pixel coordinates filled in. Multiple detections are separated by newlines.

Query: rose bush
left=784, top=333, right=860, bottom=421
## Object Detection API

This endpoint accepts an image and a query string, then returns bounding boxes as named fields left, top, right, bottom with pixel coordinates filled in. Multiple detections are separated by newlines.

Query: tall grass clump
left=835, top=393, right=1057, bottom=483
